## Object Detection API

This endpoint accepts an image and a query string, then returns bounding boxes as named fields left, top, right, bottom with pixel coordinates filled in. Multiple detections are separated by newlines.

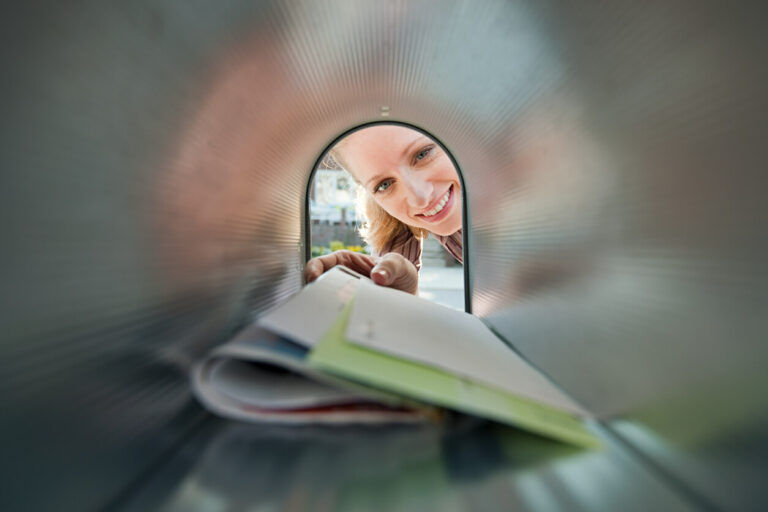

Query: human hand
left=304, top=250, right=418, bottom=294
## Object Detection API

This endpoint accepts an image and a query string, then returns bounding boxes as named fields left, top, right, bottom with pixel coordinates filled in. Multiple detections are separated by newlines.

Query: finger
left=371, top=253, right=418, bottom=294
left=340, top=251, right=377, bottom=276
left=371, top=265, right=393, bottom=286
left=304, top=258, right=325, bottom=283
left=305, top=251, right=376, bottom=283
left=304, top=253, right=343, bottom=283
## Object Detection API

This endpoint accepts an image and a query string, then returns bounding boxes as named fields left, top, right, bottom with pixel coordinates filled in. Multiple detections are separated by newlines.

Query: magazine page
left=192, top=323, right=438, bottom=424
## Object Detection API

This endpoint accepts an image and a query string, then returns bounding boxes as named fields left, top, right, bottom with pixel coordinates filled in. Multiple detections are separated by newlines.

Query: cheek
left=432, top=158, right=459, bottom=182
left=377, top=195, right=409, bottom=220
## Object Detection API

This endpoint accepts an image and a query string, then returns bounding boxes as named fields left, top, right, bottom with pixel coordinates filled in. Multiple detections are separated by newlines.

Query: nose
left=403, top=172, right=433, bottom=209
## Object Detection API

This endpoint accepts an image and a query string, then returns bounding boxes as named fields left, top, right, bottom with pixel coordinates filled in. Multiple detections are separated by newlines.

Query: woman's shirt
left=376, top=227, right=463, bottom=271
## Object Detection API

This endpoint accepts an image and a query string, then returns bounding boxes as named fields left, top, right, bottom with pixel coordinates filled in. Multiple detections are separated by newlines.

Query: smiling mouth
left=418, top=185, right=453, bottom=219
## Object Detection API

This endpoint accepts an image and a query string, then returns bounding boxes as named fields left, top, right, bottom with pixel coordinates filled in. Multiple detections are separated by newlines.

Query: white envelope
left=345, top=280, right=588, bottom=415
left=258, top=266, right=368, bottom=347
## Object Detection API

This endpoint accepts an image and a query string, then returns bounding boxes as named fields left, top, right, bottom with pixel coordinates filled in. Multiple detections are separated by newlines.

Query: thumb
left=369, top=253, right=418, bottom=294
left=371, top=263, right=393, bottom=286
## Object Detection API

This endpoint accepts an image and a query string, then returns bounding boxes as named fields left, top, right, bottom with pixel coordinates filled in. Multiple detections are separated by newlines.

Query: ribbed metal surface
left=1, top=0, right=767, bottom=510
left=469, top=3, right=768, bottom=510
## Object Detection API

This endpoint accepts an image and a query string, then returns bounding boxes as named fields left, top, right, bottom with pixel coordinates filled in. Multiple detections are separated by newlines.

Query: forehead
left=337, top=125, right=425, bottom=162
left=344, top=124, right=423, bottom=145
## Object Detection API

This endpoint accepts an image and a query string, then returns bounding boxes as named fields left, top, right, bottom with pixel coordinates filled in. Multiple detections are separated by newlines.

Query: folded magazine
left=192, top=266, right=600, bottom=448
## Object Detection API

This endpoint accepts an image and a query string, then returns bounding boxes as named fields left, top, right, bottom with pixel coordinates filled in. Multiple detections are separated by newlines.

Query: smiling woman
left=306, top=124, right=464, bottom=295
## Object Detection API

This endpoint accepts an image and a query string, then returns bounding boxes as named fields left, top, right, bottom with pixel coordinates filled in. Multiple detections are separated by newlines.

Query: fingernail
left=374, top=269, right=389, bottom=280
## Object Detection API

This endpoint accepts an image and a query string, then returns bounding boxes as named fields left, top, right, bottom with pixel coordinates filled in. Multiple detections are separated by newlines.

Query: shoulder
left=432, top=229, right=463, bottom=264
left=376, top=226, right=423, bottom=271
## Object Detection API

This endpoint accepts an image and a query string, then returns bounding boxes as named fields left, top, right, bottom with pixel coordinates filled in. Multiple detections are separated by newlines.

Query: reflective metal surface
left=2, top=0, right=767, bottom=510
left=118, top=419, right=695, bottom=512
left=469, top=3, right=768, bottom=510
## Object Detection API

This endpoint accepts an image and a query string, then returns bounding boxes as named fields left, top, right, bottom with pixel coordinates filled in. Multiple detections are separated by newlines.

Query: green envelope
left=308, top=301, right=601, bottom=449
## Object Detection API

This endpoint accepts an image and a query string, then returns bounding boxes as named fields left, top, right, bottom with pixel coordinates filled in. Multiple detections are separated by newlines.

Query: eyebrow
left=365, top=173, right=387, bottom=190
left=400, top=135, right=430, bottom=161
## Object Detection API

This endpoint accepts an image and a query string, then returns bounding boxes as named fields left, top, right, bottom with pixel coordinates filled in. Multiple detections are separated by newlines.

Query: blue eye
left=376, top=179, right=393, bottom=193
left=415, top=145, right=433, bottom=161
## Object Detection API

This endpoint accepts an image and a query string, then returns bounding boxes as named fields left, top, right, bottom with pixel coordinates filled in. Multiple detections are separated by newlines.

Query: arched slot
left=305, top=122, right=470, bottom=312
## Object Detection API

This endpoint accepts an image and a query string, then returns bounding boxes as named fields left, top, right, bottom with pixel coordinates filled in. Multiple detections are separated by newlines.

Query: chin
left=430, top=227, right=458, bottom=236
left=429, top=218, right=462, bottom=236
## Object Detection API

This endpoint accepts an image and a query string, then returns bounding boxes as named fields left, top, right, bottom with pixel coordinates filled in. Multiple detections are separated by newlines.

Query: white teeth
left=423, top=188, right=451, bottom=217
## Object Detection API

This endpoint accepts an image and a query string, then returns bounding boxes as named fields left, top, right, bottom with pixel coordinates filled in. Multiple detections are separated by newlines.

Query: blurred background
left=310, top=163, right=367, bottom=256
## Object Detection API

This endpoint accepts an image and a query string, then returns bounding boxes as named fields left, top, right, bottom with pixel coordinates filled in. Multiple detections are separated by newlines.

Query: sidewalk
left=418, top=265, right=465, bottom=310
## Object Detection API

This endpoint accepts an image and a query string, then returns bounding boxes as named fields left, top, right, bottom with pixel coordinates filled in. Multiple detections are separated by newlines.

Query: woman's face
left=337, top=125, right=462, bottom=236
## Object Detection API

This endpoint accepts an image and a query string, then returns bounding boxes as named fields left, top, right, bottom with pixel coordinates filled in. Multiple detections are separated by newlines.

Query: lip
left=415, top=184, right=455, bottom=224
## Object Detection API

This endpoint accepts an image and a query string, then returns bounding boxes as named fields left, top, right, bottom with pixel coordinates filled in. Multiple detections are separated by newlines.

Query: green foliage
left=311, top=245, right=332, bottom=258
left=311, top=243, right=369, bottom=258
